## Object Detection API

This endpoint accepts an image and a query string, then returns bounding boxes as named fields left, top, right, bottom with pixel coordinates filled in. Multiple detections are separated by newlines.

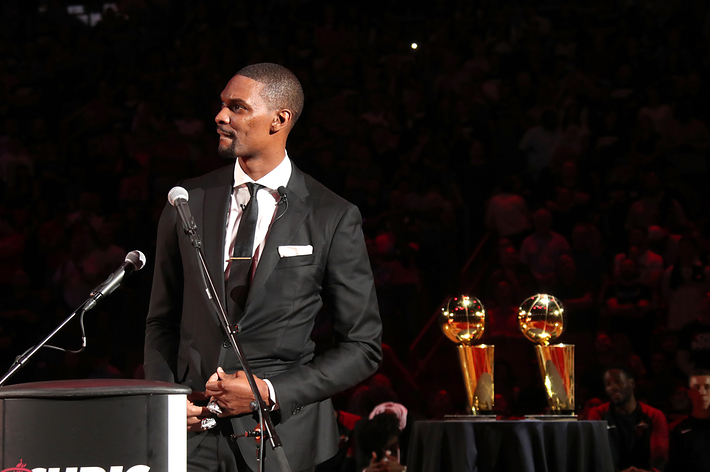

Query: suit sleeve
left=143, top=202, right=184, bottom=383
left=270, top=204, right=382, bottom=423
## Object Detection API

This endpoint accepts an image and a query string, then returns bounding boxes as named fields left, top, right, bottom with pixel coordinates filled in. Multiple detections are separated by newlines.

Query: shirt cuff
left=263, top=378, right=279, bottom=410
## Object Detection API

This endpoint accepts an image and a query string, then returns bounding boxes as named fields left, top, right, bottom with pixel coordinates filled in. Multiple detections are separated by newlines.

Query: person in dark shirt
left=668, top=370, right=710, bottom=471
left=588, top=365, right=668, bottom=472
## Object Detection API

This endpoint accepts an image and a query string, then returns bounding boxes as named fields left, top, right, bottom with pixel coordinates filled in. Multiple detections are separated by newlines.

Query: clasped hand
left=366, top=451, right=406, bottom=472
left=186, top=367, right=271, bottom=432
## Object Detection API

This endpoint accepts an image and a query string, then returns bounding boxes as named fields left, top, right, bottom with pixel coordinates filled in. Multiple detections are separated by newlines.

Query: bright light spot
left=411, top=43, right=418, bottom=49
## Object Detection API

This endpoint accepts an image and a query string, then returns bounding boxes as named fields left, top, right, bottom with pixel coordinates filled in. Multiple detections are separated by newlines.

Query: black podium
left=0, top=379, right=191, bottom=471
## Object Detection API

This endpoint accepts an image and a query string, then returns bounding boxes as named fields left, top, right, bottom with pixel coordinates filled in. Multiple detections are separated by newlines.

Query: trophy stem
left=535, top=343, right=575, bottom=413
left=456, top=344, right=494, bottom=414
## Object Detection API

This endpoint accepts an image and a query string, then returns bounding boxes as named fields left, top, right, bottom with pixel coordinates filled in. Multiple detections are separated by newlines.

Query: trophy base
left=444, top=414, right=497, bottom=422
left=525, top=414, right=577, bottom=421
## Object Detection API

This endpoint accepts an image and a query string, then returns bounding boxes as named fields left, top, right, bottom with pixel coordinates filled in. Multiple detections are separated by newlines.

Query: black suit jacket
left=144, top=163, right=383, bottom=470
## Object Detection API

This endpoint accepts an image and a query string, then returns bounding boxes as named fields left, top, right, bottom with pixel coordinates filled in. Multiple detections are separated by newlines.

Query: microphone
left=85, top=250, right=147, bottom=311
left=277, top=186, right=288, bottom=204
left=275, top=186, right=288, bottom=222
left=168, top=186, right=196, bottom=233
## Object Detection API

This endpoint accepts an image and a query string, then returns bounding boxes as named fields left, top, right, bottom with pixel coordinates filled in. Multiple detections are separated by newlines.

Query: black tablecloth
left=407, top=420, right=614, bottom=472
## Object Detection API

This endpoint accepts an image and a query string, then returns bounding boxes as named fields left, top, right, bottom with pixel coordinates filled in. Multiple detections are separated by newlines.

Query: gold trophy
left=439, top=295, right=494, bottom=415
left=518, top=294, right=575, bottom=415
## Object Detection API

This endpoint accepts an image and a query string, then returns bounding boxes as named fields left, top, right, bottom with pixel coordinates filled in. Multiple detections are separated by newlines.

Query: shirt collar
left=233, top=151, right=292, bottom=191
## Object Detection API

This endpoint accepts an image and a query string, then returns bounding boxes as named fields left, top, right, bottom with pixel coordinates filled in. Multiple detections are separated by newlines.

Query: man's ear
left=271, top=109, right=293, bottom=133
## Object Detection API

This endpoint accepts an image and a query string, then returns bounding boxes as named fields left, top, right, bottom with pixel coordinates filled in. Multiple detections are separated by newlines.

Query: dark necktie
left=227, top=182, right=263, bottom=317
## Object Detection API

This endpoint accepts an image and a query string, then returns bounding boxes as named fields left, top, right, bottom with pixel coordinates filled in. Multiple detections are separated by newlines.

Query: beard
left=218, top=139, right=238, bottom=160
left=610, top=392, right=632, bottom=407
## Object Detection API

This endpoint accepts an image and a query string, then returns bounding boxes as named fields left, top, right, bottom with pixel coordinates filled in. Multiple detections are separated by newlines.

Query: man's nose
left=215, top=108, right=230, bottom=124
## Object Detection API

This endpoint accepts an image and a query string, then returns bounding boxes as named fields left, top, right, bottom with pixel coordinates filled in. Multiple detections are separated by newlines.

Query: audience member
left=518, top=109, right=562, bottom=181
left=661, top=235, right=710, bottom=331
left=553, top=254, right=597, bottom=336
left=602, top=257, right=654, bottom=361
left=485, top=175, right=531, bottom=248
left=668, top=370, right=710, bottom=472
left=588, top=365, right=669, bottom=472
left=355, top=400, right=420, bottom=472
left=485, top=281, right=524, bottom=338
left=519, top=208, right=570, bottom=290
left=626, top=172, right=688, bottom=235
left=485, top=244, right=538, bottom=305
left=614, top=227, right=664, bottom=290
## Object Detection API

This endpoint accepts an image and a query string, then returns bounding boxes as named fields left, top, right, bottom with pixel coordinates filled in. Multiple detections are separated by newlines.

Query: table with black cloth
left=407, top=419, right=614, bottom=472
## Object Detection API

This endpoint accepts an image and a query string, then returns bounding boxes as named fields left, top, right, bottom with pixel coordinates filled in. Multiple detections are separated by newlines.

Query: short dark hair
left=237, top=63, right=305, bottom=125
left=690, top=368, right=710, bottom=378
left=604, top=364, right=636, bottom=382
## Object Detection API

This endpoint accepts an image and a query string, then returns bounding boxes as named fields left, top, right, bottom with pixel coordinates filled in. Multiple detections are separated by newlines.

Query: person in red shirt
left=588, top=365, right=668, bottom=472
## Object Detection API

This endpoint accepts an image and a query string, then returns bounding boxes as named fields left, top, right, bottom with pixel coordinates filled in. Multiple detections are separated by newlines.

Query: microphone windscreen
left=168, top=186, right=189, bottom=206
left=125, top=250, right=147, bottom=270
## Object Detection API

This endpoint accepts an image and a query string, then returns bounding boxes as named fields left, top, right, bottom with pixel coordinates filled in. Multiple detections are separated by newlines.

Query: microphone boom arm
left=0, top=300, right=89, bottom=386
left=0, top=250, right=146, bottom=387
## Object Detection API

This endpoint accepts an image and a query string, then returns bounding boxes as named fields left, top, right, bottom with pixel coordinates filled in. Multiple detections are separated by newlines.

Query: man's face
left=689, top=375, right=710, bottom=411
left=214, top=75, right=275, bottom=160
left=604, top=369, right=635, bottom=407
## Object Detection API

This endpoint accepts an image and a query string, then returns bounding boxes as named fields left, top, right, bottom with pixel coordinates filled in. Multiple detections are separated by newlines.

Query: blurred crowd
left=1, top=0, right=710, bottom=463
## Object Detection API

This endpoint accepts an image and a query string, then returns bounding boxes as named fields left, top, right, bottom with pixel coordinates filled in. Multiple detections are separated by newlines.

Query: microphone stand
left=182, top=218, right=291, bottom=472
left=0, top=275, right=118, bottom=387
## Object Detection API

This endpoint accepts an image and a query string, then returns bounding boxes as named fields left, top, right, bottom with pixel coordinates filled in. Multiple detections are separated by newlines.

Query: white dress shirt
left=223, top=153, right=292, bottom=277
left=223, top=152, right=292, bottom=408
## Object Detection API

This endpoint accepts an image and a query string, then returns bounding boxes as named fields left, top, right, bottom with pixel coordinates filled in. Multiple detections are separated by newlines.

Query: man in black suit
left=143, top=63, right=383, bottom=471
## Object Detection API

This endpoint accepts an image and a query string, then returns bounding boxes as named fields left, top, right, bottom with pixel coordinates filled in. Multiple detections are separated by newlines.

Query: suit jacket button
left=222, top=341, right=231, bottom=348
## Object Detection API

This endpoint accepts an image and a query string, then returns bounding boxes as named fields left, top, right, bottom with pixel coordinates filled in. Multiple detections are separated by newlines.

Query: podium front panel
left=0, top=382, right=187, bottom=472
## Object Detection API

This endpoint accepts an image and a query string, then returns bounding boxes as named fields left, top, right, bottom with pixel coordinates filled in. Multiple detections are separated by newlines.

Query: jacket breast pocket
left=276, top=254, right=317, bottom=268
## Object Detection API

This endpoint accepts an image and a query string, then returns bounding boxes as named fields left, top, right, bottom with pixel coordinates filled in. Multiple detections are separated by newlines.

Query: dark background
left=1, top=0, right=709, bottom=421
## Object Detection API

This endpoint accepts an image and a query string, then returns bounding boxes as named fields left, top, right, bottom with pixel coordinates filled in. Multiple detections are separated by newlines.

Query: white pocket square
left=278, top=245, right=313, bottom=257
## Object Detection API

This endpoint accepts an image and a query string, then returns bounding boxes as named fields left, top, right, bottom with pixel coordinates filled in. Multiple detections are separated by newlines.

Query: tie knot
left=245, top=182, right=263, bottom=197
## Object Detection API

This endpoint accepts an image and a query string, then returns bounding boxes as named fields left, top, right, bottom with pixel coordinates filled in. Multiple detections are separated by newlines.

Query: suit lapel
left=247, top=166, right=310, bottom=305
left=200, top=166, right=233, bottom=307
